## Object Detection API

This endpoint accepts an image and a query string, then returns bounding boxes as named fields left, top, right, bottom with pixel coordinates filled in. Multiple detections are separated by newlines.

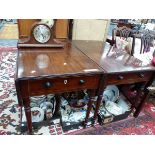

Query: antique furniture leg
left=131, top=35, right=135, bottom=56
left=55, top=94, right=61, bottom=116
left=92, top=94, right=103, bottom=125
left=23, top=98, right=32, bottom=134
left=134, top=75, right=155, bottom=117
left=15, top=80, right=23, bottom=107
left=83, top=89, right=96, bottom=128
left=106, top=45, right=114, bottom=56
left=134, top=89, right=149, bottom=117
left=132, top=82, right=145, bottom=109
left=15, top=80, right=25, bottom=132
left=93, top=75, right=106, bottom=125
left=134, top=74, right=155, bottom=117
left=20, top=106, right=23, bottom=127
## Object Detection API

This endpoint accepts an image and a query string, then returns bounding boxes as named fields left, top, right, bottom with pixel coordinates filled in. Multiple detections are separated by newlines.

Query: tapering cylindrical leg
left=23, top=98, right=32, bottom=134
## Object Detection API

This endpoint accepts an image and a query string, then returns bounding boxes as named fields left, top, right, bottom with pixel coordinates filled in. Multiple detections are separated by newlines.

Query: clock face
left=33, top=24, right=51, bottom=43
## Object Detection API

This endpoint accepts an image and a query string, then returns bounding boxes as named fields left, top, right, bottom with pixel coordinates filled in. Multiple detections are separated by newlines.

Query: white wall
left=72, top=19, right=110, bottom=41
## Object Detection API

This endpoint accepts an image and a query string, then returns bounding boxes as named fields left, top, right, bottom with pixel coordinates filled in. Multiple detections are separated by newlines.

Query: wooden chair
left=106, top=26, right=134, bottom=55
left=140, top=32, right=154, bottom=54
left=132, top=29, right=155, bottom=55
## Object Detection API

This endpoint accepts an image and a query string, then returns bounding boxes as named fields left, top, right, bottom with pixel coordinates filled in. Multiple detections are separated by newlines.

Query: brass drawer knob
left=79, top=79, right=85, bottom=85
left=118, top=75, right=124, bottom=80
left=44, top=82, right=53, bottom=88
left=139, top=73, right=145, bottom=78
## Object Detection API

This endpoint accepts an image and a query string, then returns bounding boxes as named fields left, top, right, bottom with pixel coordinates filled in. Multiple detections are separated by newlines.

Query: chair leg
left=106, top=45, right=114, bottom=56
left=134, top=89, right=149, bottom=117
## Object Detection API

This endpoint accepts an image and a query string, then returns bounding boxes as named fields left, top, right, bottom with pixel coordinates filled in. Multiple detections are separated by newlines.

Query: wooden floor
left=0, top=24, right=18, bottom=39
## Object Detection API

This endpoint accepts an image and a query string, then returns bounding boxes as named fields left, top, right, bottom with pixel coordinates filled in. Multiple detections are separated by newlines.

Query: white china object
left=22, top=107, right=44, bottom=123
left=60, top=96, right=93, bottom=123
left=41, top=19, right=54, bottom=28
left=46, top=94, right=56, bottom=115
left=30, top=95, right=46, bottom=107
left=117, top=98, right=130, bottom=113
left=46, top=109, right=53, bottom=119
left=47, top=94, right=55, bottom=101
left=103, top=85, right=119, bottom=102
left=30, top=94, right=56, bottom=120
left=31, top=96, right=46, bottom=102
left=40, top=101, right=56, bottom=119
left=31, top=107, right=44, bottom=122
left=103, top=89, right=114, bottom=102
left=61, top=97, right=69, bottom=106
left=105, top=101, right=123, bottom=115
left=68, top=111, right=87, bottom=122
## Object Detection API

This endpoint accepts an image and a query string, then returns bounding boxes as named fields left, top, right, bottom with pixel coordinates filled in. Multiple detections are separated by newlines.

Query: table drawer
left=28, top=75, right=100, bottom=95
left=106, top=72, right=153, bottom=85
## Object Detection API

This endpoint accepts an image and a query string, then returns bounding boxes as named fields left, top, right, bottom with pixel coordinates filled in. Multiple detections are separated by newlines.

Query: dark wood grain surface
left=73, top=40, right=155, bottom=73
left=15, top=40, right=155, bottom=134
left=16, top=41, right=103, bottom=79
left=72, top=40, right=155, bottom=123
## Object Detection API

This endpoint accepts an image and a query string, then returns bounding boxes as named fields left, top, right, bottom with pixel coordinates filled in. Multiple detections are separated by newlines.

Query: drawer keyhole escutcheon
left=64, top=80, right=67, bottom=84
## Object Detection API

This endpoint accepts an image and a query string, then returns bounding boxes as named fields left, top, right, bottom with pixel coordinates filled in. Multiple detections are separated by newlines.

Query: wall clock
left=18, top=20, right=65, bottom=48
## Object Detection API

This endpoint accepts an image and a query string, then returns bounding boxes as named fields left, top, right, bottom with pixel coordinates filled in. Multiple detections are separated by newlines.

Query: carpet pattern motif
left=0, top=47, right=155, bottom=135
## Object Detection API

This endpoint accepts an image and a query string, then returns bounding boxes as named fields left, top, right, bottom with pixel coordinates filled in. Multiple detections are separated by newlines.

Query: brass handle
left=118, top=75, right=124, bottom=80
left=44, top=82, right=53, bottom=88
left=79, top=79, right=85, bottom=85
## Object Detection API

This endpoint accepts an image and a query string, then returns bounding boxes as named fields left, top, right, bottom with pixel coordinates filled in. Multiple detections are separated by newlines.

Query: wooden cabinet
left=18, top=19, right=38, bottom=38
left=55, top=19, right=69, bottom=39
left=18, top=19, right=69, bottom=39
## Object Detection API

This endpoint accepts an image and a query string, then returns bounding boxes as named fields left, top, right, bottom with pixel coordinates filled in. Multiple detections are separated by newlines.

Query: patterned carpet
left=0, top=41, right=155, bottom=135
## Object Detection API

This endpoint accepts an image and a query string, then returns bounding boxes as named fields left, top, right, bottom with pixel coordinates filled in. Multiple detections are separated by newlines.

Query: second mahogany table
left=15, top=41, right=104, bottom=134
left=73, top=40, right=155, bottom=123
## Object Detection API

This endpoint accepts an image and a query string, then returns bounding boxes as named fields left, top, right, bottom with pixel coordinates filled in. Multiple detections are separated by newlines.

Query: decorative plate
left=105, top=101, right=123, bottom=115
left=31, top=107, right=44, bottom=123
left=103, top=85, right=119, bottom=102
left=117, top=99, right=130, bottom=113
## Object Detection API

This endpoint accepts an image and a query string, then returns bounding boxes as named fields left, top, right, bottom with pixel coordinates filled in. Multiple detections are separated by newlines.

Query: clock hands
left=34, top=24, right=50, bottom=43
left=41, top=33, right=45, bottom=39
left=38, top=32, right=45, bottom=41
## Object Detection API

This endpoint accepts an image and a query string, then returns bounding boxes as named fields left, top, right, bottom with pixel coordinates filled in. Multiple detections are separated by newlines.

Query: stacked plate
left=30, top=95, right=46, bottom=108
left=102, top=85, right=130, bottom=116
left=40, top=94, right=56, bottom=120
left=22, top=94, right=56, bottom=123
left=103, top=85, right=119, bottom=102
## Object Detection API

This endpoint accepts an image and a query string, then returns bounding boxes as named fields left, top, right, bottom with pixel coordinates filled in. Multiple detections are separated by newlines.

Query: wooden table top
left=73, top=40, right=155, bottom=74
left=16, top=41, right=103, bottom=79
